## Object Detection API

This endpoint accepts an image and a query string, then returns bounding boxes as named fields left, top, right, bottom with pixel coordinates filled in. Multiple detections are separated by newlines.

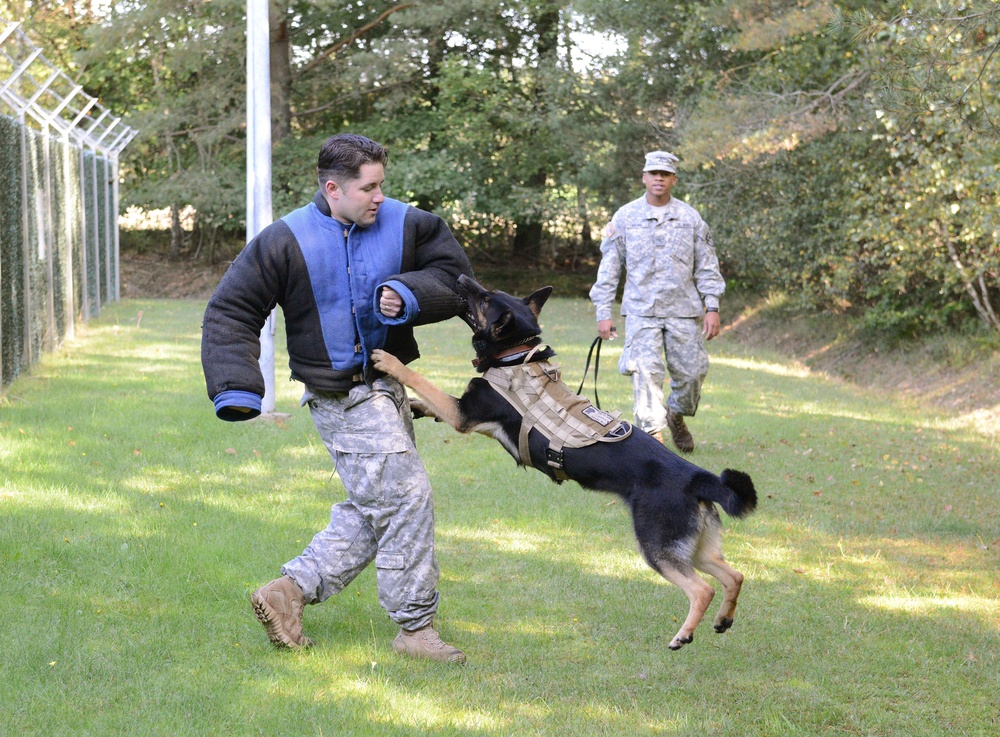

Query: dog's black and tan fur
left=372, top=274, right=757, bottom=650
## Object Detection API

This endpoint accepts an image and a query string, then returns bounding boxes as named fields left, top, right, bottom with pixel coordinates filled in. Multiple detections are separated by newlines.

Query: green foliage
left=77, top=0, right=249, bottom=234
left=853, top=0, right=1000, bottom=139
left=848, top=111, right=1000, bottom=335
left=10, top=0, right=1000, bottom=336
left=688, top=126, right=884, bottom=304
left=666, top=1, right=999, bottom=336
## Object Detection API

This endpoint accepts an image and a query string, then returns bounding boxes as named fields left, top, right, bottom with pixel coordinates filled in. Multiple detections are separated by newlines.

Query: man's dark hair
left=317, top=134, right=388, bottom=185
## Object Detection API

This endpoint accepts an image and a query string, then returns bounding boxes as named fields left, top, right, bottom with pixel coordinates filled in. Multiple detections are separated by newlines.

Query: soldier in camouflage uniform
left=589, top=151, right=725, bottom=453
left=202, top=134, right=473, bottom=663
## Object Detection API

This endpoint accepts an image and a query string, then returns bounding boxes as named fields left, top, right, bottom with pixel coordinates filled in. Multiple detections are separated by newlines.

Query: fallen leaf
left=226, top=448, right=237, bottom=455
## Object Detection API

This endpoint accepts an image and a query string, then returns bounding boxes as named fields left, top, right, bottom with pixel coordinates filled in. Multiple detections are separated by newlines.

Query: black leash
left=576, top=336, right=604, bottom=409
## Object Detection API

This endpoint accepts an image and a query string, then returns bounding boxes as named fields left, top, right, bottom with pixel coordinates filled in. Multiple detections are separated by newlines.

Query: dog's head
left=457, top=274, right=553, bottom=368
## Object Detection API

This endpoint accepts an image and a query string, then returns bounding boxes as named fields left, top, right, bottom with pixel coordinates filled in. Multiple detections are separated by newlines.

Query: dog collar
left=471, top=342, right=542, bottom=368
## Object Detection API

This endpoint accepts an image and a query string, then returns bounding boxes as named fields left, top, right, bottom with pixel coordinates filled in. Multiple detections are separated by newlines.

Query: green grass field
left=2, top=297, right=998, bottom=736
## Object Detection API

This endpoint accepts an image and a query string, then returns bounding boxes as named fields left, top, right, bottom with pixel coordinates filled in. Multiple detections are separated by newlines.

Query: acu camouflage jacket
left=589, top=195, right=725, bottom=322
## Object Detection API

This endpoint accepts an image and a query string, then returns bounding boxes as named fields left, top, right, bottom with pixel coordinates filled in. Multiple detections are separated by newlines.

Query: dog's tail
left=715, top=469, right=758, bottom=519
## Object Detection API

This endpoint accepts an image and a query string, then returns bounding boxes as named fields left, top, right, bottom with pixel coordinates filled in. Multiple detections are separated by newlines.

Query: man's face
left=642, top=170, right=676, bottom=202
left=326, top=162, right=385, bottom=226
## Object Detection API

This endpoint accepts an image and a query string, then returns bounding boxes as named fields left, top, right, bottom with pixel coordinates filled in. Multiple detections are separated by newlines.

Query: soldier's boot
left=666, top=410, right=695, bottom=454
left=649, top=429, right=664, bottom=444
left=393, top=624, right=467, bottom=664
left=250, top=575, right=314, bottom=649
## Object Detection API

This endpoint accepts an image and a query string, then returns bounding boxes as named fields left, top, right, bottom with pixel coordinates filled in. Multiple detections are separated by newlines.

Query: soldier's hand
left=703, top=311, right=721, bottom=340
left=597, top=319, right=618, bottom=340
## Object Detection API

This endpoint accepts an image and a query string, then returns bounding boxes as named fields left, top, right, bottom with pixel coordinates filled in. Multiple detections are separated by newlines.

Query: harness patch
left=582, top=405, right=616, bottom=427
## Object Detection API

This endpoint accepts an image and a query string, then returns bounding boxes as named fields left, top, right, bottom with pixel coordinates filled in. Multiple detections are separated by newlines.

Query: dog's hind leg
left=692, top=507, right=745, bottom=634
left=642, top=548, right=715, bottom=650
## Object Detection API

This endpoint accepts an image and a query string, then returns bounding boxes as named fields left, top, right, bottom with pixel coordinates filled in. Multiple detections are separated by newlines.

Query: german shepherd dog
left=372, top=275, right=757, bottom=650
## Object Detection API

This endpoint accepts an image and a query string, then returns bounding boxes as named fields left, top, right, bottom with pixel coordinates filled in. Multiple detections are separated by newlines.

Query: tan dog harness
left=483, top=346, right=632, bottom=480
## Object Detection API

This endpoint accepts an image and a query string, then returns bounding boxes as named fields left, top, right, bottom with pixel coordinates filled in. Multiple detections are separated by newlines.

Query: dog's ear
left=523, top=286, right=553, bottom=318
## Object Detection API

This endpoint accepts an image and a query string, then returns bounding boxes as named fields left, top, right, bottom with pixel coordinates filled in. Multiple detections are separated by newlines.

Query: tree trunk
left=578, top=186, right=593, bottom=251
left=945, top=232, right=1000, bottom=334
left=169, top=203, right=182, bottom=261
left=269, top=0, right=292, bottom=142
left=413, top=30, right=445, bottom=213
left=512, top=221, right=543, bottom=262
left=511, top=5, right=561, bottom=262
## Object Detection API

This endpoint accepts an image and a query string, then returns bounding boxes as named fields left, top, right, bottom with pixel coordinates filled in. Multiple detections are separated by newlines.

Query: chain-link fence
left=0, top=20, right=136, bottom=391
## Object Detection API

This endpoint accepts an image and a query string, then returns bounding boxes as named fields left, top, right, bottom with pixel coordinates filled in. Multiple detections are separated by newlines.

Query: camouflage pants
left=618, top=315, right=709, bottom=433
left=281, top=377, right=440, bottom=631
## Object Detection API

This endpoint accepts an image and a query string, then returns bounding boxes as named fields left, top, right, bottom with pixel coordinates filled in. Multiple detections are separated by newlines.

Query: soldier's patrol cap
left=643, top=151, right=678, bottom=173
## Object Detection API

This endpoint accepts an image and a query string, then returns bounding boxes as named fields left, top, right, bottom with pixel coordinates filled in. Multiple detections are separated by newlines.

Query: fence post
left=89, top=147, right=100, bottom=315
left=42, top=123, right=56, bottom=350
left=78, top=146, right=89, bottom=322
left=18, top=113, right=32, bottom=368
left=61, top=130, right=74, bottom=340
left=105, top=158, right=113, bottom=303
left=112, top=153, right=120, bottom=302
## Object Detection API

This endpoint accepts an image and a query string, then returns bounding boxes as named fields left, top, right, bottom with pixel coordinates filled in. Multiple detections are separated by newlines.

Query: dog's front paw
left=371, top=349, right=404, bottom=378
left=409, top=398, right=442, bottom=422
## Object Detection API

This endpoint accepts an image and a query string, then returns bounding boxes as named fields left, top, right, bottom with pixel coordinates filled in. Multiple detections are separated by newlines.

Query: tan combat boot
left=250, top=576, right=314, bottom=648
left=649, top=429, right=664, bottom=444
left=666, top=410, right=695, bottom=453
left=393, top=624, right=467, bottom=664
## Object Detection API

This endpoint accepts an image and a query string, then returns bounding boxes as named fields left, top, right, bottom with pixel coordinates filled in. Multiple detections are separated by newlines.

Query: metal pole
left=90, top=148, right=100, bottom=315
left=42, top=123, right=56, bottom=350
left=78, top=146, right=89, bottom=321
left=19, top=114, right=32, bottom=368
left=112, top=153, right=120, bottom=302
left=63, top=130, right=75, bottom=341
left=103, top=156, right=112, bottom=303
left=248, top=0, right=275, bottom=414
